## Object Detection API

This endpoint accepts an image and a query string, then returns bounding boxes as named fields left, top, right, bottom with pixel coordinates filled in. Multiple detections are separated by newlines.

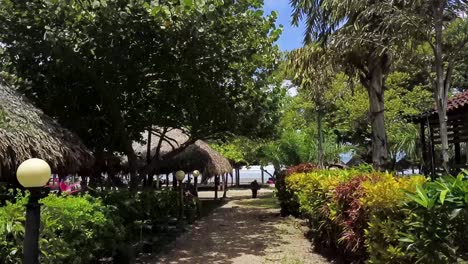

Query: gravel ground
left=137, top=189, right=330, bottom=264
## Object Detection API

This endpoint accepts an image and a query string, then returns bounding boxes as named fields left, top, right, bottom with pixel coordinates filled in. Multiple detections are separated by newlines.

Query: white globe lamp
left=175, top=170, right=185, bottom=182
left=17, top=158, right=51, bottom=188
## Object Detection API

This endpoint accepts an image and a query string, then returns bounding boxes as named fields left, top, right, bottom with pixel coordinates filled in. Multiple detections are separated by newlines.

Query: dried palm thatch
left=155, top=140, right=233, bottom=181
left=132, top=128, right=232, bottom=180
left=133, top=128, right=190, bottom=160
left=0, top=82, right=93, bottom=182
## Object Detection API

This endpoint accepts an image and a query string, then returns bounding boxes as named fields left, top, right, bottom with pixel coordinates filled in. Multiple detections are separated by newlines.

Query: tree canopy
left=0, top=0, right=284, bottom=186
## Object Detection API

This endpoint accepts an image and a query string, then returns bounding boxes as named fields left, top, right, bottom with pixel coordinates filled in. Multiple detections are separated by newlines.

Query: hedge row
left=0, top=189, right=188, bottom=263
left=277, top=169, right=468, bottom=263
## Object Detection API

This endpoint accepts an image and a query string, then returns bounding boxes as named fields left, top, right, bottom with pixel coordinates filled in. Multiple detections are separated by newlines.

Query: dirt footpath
left=138, top=189, right=329, bottom=264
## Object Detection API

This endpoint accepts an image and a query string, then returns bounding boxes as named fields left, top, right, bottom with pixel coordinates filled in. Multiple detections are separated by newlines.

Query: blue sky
left=263, top=0, right=305, bottom=51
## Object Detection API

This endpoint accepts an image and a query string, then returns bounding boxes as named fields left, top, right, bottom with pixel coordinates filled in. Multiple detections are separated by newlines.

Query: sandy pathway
left=138, top=189, right=329, bottom=264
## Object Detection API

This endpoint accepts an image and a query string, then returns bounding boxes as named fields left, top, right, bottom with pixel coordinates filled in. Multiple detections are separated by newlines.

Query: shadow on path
left=138, top=191, right=286, bottom=264
left=138, top=190, right=329, bottom=264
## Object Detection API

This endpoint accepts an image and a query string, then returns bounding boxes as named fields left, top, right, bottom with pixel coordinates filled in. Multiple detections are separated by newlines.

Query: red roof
left=446, top=90, right=468, bottom=112
left=410, top=90, right=468, bottom=122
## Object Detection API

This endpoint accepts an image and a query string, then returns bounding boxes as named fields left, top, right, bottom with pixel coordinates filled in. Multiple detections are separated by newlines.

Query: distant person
left=250, top=180, right=260, bottom=198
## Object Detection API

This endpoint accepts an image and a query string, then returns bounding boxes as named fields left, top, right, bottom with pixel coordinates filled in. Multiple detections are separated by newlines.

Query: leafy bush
left=276, top=163, right=319, bottom=216
left=275, top=170, right=300, bottom=217
left=362, top=174, right=426, bottom=263
left=98, top=189, right=179, bottom=241
left=285, top=163, right=319, bottom=176
left=0, top=188, right=183, bottom=263
left=398, top=175, right=468, bottom=263
left=0, top=191, right=27, bottom=263
left=282, top=169, right=467, bottom=263
left=333, top=175, right=368, bottom=256
left=0, top=192, right=122, bottom=264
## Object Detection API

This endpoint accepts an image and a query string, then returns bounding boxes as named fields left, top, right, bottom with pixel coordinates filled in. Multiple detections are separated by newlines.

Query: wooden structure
left=411, top=90, right=468, bottom=177
left=132, top=128, right=233, bottom=198
left=0, top=81, right=93, bottom=184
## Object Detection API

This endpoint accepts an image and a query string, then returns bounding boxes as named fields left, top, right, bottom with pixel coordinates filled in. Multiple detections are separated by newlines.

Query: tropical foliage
left=0, top=189, right=184, bottom=263
left=277, top=168, right=468, bottom=263
left=0, top=0, right=284, bottom=187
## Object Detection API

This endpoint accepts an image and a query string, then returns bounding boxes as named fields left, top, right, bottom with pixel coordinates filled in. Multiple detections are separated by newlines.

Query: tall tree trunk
left=146, top=128, right=153, bottom=188
left=98, top=83, right=140, bottom=190
left=317, top=109, right=324, bottom=168
left=124, top=138, right=139, bottom=190
left=362, top=57, right=388, bottom=170
left=146, top=128, right=152, bottom=164
left=433, top=2, right=450, bottom=173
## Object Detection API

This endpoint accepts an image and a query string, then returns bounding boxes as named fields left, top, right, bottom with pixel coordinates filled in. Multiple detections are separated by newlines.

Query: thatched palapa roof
left=133, top=128, right=190, bottom=159
left=132, top=128, right=233, bottom=180
left=156, top=140, right=233, bottom=180
left=0, top=82, right=93, bottom=182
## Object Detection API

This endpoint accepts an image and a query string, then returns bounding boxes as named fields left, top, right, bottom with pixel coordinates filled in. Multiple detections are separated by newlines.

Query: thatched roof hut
left=156, top=140, right=233, bottom=181
left=132, top=128, right=232, bottom=180
left=0, top=82, right=93, bottom=182
left=133, top=128, right=190, bottom=160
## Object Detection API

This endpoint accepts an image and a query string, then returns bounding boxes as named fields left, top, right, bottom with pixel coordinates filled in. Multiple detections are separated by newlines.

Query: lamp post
left=175, top=170, right=185, bottom=220
left=192, top=170, right=200, bottom=197
left=16, top=158, right=51, bottom=264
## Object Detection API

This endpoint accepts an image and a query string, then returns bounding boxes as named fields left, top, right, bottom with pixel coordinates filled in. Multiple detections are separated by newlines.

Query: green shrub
left=40, top=194, right=123, bottom=263
left=283, top=168, right=468, bottom=263
left=99, top=189, right=179, bottom=241
left=398, top=174, right=468, bottom=263
left=0, top=192, right=122, bottom=264
left=276, top=164, right=319, bottom=217
left=275, top=170, right=301, bottom=217
left=0, top=188, right=187, bottom=263
left=285, top=169, right=358, bottom=258
left=0, top=191, right=27, bottom=263
left=362, top=174, right=425, bottom=263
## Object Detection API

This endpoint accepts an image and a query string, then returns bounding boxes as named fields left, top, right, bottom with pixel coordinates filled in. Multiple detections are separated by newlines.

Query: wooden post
left=166, top=174, right=169, bottom=187
left=420, top=121, right=427, bottom=175
left=466, top=141, right=468, bottom=165
left=194, top=176, right=198, bottom=197
left=235, top=168, right=238, bottom=187
left=220, top=174, right=224, bottom=192
left=261, top=165, right=264, bottom=184
left=223, top=174, right=228, bottom=198
left=236, top=168, right=240, bottom=187
left=429, top=125, right=436, bottom=180
left=179, top=181, right=184, bottom=220
left=173, top=173, right=177, bottom=190
left=454, top=123, right=461, bottom=166
left=214, top=175, right=219, bottom=200
left=147, top=174, right=154, bottom=189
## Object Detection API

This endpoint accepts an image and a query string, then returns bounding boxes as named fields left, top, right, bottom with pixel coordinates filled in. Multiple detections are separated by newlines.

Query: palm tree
left=289, top=0, right=398, bottom=169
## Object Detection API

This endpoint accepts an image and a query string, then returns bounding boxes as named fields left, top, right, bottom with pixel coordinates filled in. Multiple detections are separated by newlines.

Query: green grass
left=234, top=196, right=280, bottom=209
left=263, top=253, right=304, bottom=264
left=280, top=255, right=303, bottom=264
